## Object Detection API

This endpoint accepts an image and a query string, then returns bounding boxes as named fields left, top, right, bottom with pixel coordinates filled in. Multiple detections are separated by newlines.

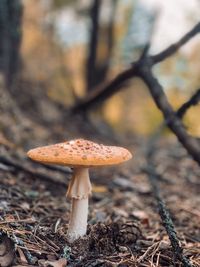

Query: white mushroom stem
left=67, top=198, right=88, bottom=242
left=66, top=167, right=92, bottom=242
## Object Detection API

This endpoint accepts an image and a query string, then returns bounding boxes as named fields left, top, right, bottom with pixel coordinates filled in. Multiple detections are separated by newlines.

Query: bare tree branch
left=137, top=60, right=200, bottom=165
left=151, top=22, right=200, bottom=64
left=73, top=20, right=200, bottom=167
left=73, top=21, right=200, bottom=112
left=73, top=66, right=136, bottom=112
left=143, top=88, right=200, bottom=164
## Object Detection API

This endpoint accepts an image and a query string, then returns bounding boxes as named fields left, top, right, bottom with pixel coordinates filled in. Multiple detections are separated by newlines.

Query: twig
left=137, top=242, right=159, bottom=263
left=176, top=88, right=200, bottom=118
left=13, top=235, right=37, bottom=265
left=0, top=218, right=36, bottom=224
left=180, top=206, right=200, bottom=218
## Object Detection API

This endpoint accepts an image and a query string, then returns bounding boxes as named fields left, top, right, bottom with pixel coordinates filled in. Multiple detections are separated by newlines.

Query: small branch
left=13, top=235, right=37, bottom=265
left=176, top=88, right=200, bottom=118
left=151, top=22, right=200, bottom=64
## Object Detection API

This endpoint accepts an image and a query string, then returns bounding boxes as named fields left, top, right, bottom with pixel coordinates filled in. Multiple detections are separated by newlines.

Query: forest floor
left=0, top=82, right=200, bottom=267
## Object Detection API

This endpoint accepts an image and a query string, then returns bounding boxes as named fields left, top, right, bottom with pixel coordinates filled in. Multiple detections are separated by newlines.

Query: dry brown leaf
left=0, top=234, right=15, bottom=267
left=38, top=258, right=67, bottom=267
left=132, top=210, right=150, bottom=226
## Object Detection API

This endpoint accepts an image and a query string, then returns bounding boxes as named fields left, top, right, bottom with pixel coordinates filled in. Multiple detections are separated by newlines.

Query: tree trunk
left=86, top=0, right=117, bottom=93
left=0, top=0, right=23, bottom=88
left=86, top=0, right=101, bottom=92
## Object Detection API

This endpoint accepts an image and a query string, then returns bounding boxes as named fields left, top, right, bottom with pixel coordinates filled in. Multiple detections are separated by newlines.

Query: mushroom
left=27, top=139, right=132, bottom=242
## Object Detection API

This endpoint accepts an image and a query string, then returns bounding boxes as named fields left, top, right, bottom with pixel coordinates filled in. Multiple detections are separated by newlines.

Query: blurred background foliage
left=20, top=0, right=200, bottom=136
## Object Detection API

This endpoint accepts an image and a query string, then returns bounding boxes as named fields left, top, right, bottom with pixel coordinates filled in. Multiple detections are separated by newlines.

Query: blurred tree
left=86, top=0, right=118, bottom=92
left=52, top=0, right=77, bottom=9
left=0, top=0, right=23, bottom=87
left=86, top=0, right=101, bottom=92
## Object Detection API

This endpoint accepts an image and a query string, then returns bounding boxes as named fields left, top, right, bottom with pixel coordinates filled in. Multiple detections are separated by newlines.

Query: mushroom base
left=67, top=198, right=88, bottom=242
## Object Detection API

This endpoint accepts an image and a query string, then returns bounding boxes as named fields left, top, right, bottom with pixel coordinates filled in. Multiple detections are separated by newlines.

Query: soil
left=0, top=82, right=199, bottom=267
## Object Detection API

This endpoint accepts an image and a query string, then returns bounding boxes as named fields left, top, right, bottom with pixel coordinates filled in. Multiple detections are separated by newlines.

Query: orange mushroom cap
left=27, top=139, right=132, bottom=167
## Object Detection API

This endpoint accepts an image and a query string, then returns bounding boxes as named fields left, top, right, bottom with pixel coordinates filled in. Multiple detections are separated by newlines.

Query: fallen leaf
left=92, top=184, right=107, bottom=193
left=38, top=258, right=67, bottom=267
left=132, top=210, right=150, bottom=226
left=0, top=233, right=15, bottom=267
